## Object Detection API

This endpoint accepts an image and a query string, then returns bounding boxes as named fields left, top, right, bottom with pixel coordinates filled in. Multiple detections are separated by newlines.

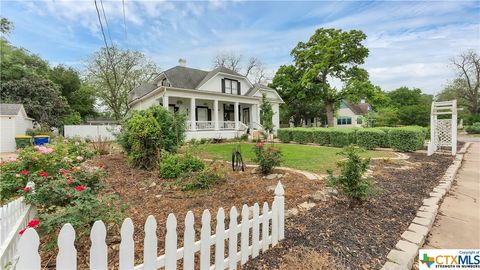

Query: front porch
left=161, top=95, right=262, bottom=133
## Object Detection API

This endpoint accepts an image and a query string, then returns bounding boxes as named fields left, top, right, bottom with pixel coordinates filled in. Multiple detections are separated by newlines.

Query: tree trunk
left=325, top=102, right=334, bottom=127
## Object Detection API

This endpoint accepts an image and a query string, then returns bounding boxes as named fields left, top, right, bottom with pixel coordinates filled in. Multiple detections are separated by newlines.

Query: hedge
left=311, top=128, right=331, bottom=145
left=388, top=126, right=426, bottom=152
left=292, top=128, right=314, bottom=144
left=356, top=128, right=386, bottom=149
left=277, top=128, right=293, bottom=143
left=329, top=128, right=357, bottom=147
left=277, top=126, right=427, bottom=152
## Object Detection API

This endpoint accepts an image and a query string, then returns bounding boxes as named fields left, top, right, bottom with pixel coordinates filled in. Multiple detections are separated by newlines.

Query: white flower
left=75, top=142, right=80, bottom=146
left=76, top=156, right=84, bottom=161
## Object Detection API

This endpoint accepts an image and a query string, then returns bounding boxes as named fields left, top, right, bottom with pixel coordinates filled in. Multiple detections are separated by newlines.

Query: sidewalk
left=424, top=142, right=480, bottom=249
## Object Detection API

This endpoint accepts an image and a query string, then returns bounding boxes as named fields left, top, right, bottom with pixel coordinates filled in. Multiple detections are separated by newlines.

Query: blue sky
left=2, top=0, right=479, bottom=95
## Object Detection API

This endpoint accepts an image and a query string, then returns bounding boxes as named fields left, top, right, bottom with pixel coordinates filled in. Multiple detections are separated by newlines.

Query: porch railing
left=219, top=121, right=236, bottom=130
left=195, top=121, right=215, bottom=130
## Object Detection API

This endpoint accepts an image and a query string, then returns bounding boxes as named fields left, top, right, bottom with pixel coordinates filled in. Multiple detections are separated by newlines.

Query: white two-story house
left=128, top=59, right=284, bottom=140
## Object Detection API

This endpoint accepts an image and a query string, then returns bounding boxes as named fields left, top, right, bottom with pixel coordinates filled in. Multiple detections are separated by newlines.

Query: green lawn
left=195, top=143, right=395, bottom=174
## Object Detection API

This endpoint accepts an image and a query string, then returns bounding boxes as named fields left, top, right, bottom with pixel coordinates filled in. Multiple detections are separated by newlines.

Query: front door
left=196, top=106, right=211, bottom=121
left=242, top=108, right=250, bottom=125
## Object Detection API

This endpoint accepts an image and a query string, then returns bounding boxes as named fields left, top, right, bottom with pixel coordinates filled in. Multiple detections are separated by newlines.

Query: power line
left=94, top=0, right=111, bottom=55
left=122, top=0, right=127, bottom=40
left=99, top=0, right=114, bottom=47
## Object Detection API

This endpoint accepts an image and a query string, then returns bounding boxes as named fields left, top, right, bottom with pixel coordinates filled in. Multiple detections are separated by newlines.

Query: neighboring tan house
left=0, top=104, right=34, bottom=153
left=128, top=59, right=284, bottom=140
left=334, top=100, right=372, bottom=127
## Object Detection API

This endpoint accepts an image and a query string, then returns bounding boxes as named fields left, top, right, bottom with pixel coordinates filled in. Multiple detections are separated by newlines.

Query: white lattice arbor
left=428, top=100, right=457, bottom=156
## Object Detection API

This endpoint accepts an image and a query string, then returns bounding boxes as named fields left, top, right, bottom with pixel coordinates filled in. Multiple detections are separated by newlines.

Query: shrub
left=200, top=138, right=209, bottom=144
left=26, top=127, right=55, bottom=138
left=329, top=128, right=357, bottom=147
left=252, top=142, right=282, bottom=175
left=356, top=129, right=386, bottom=149
left=388, top=126, right=425, bottom=152
left=377, top=127, right=393, bottom=147
left=159, top=152, right=205, bottom=179
left=466, top=123, right=480, bottom=134
left=291, top=128, right=313, bottom=144
left=326, top=145, right=377, bottom=205
left=117, top=105, right=186, bottom=170
left=240, top=134, right=249, bottom=141
left=311, top=128, right=331, bottom=145
left=182, top=165, right=225, bottom=191
left=277, top=128, right=292, bottom=143
left=89, top=136, right=112, bottom=155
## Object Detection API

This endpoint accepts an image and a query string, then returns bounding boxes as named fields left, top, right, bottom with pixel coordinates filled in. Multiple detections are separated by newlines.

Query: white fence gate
left=15, top=182, right=285, bottom=269
left=64, top=125, right=121, bottom=141
left=0, top=197, right=36, bottom=268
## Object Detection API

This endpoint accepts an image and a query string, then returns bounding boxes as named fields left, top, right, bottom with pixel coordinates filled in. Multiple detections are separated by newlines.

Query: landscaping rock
left=149, top=182, right=156, bottom=188
left=325, top=187, right=338, bottom=196
left=286, top=208, right=299, bottom=218
left=155, top=195, right=162, bottom=199
left=298, top=202, right=316, bottom=211
left=386, top=250, right=414, bottom=269
left=395, top=240, right=419, bottom=254
left=401, top=230, right=425, bottom=246
left=408, top=223, right=429, bottom=237
left=413, top=217, right=433, bottom=229
left=423, top=197, right=441, bottom=207
left=266, top=185, right=276, bottom=192
left=381, top=262, right=402, bottom=270
left=310, top=191, right=328, bottom=202
left=416, top=210, right=435, bottom=220
left=266, top=173, right=278, bottom=180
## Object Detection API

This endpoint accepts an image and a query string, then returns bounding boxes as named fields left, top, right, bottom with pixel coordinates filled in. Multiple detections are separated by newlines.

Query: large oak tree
left=291, top=28, right=370, bottom=126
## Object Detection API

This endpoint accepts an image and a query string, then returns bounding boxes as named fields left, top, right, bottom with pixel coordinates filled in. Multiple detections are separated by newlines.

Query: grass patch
left=195, top=143, right=394, bottom=174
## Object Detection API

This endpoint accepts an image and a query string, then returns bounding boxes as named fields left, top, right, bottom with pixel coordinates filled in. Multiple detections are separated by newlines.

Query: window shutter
left=221, top=79, right=225, bottom=93
left=237, top=81, right=241, bottom=95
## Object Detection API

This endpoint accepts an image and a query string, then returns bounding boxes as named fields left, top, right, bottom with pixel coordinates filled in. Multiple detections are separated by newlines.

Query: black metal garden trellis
left=231, top=147, right=245, bottom=172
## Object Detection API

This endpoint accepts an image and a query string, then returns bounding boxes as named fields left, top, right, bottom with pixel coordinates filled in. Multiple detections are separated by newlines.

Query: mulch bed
left=44, top=153, right=322, bottom=269
left=243, top=152, right=454, bottom=270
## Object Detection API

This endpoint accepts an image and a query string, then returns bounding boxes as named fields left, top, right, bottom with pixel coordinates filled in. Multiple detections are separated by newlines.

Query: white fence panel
left=64, top=125, right=120, bottom=141
left=14, top=182, right=285, bottom=270
left=0, top=197, right=36, bottom=268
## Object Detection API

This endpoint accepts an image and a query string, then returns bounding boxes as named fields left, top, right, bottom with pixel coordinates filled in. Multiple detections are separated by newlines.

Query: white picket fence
left=15, top=182, right=285, bottom=269
left=0, top=197, right=36, bottom=268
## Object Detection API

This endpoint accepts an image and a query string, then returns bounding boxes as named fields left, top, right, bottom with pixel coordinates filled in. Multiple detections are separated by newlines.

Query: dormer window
left=161, top=78, right=170, bottom=87
left=222, top=78, right=240, bottom=95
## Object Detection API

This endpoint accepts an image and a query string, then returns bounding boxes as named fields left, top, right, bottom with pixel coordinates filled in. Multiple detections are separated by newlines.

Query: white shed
left=0, top=104, right=34, bottom=153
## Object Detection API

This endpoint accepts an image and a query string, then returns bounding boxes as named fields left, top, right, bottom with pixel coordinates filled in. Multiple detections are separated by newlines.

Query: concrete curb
left=381, top=142, right=472, bottom=270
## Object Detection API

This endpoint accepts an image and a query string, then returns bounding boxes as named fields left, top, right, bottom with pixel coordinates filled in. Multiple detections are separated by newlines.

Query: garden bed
left=43, top=153, right=322, bottom=269
left=242, top=152, right=454, bottom=270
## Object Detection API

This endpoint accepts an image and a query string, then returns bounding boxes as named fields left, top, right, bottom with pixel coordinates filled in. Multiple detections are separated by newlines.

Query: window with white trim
left=224, top=79, right=238, bottom=95
left=337, top=117, right=352, bottom=125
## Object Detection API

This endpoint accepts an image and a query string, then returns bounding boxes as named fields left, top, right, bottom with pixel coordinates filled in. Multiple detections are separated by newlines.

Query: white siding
left=272, top=103, right=280, bottom=133
left=0, top=116, right=16, bottom=153
left=334, top=107, right=362, bottom=127
left=198, top=74, right=251, bottom=95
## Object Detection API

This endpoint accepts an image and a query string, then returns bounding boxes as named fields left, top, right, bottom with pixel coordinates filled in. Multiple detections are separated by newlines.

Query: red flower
left=27, top=220, right=40, bottom=228
left=67, top=177, right=73, bottom=184
left=59, top=169, right=69, bottom=175
left=255, top=142, right=264, bottom=148
left=38, top=171, right=49, bottom=177
left=19, top=228, right=27, bottom=235
left=20, top=170, right=29, bottom=176
left=23, top=187, right=31, bottom=193
left=75, top=185, right=85, bottom=192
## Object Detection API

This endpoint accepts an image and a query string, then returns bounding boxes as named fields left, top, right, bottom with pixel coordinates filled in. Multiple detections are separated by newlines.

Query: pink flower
left=59, top=169, right=69, bottom=175
left=20, top=170, right=29, bottom=176
left=67, top=177, right=73, bottom=184
left=38, top=171, right=49, bottom=177
left=36, top=146, right=54, bottom=154
left=8, top=157, right=17, bottom=163
left=23, top=187, right=31, bottom=193
left=255, top=142, right=264, bottom=148
left=75, top=185, right=85, bottom=192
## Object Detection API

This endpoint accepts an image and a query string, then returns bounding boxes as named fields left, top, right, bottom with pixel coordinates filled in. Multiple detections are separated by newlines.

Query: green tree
left=1, top=17, right=13, bottom=35
left=0, top=39, right=50, bottom=81
left=270, top=65, right=325, bottom=126
left=85, top=46, right=159, bottom=120
left=291, top=28, right=370, bottom=127
left=50, top=65, right=96, bottom=119
left=0, top=75, right=70, bottom=127
left=260, top=93, right=274, bottom=133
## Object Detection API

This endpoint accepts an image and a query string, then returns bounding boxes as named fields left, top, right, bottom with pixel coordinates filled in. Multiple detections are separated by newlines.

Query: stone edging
left=381, top=142, right=472, bottom=270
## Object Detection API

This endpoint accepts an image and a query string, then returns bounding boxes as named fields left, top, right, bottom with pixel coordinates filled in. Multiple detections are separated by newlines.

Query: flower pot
left=33, top=135, right=50, bottom=145
left=15, top=136, right=33, bottom=149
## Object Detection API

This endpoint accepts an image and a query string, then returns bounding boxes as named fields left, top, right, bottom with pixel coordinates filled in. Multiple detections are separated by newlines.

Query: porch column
left=214, top=99, right=219, bottom=131
left=234, top=101, right=239, bottom=130
left=251, top=104, right=258, bottom=127
left=190, top=97, right=196, bottom=131
left=162, top=95, right=169, bottom=109
left=257, top=106, right=261, bottom=125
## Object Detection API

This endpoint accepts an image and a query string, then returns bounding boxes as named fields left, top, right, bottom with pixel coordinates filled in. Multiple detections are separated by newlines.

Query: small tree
left=326, top=145, right=377, bottom=206
left=260, top=93, right=274, bottom=134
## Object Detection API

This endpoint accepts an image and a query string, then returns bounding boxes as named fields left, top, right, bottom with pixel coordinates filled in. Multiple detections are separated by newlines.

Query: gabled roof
left=0, top=104, right=22, bottom=115
left=344, top=101, right=370, bottom=115
left=196, top=66, right=244, bottom=89
left=164, top=66, right=209, bottom=89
